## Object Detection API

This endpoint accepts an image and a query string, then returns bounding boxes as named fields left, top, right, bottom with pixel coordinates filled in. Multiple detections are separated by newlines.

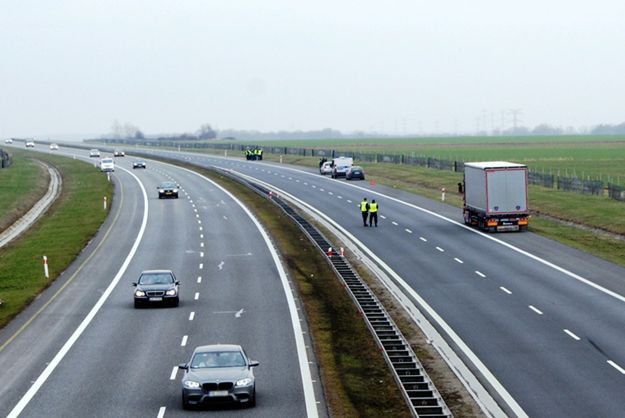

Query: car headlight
left=172, top=189, right=179, bottom=193
left=183, top=380, right=201, bottom=389
left=135, top=290, right=145, bottom=297
left=166, top=289, right=177, bottom=296
left=235, top=378, right=253, bottom=387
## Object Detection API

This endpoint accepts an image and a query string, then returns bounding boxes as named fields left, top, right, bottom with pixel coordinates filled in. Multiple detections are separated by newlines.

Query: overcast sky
left=1, top=0, right=625, bottom=138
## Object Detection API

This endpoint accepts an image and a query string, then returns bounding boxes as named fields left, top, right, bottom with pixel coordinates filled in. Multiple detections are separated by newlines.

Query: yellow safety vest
left=369, top=203, right=377, bottom=213
left=360, top=201, right=368, bottom=212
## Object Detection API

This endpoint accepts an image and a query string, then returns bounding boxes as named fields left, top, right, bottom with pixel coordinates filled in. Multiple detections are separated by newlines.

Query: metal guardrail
left=215, top=168, right=452, bottom=418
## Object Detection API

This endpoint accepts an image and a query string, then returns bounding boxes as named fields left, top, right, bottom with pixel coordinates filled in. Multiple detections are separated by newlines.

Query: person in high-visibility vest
left=368, top=199, right=378, bottom=227
left=359, top=198, right=369, bottom=227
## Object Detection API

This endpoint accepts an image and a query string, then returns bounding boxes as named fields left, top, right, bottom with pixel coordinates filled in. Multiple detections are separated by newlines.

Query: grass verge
left=0, top=151, right=112, bottom=327
left=154, top=157, right=412, bottom=417
left=0, top=150, right=50, bottom=232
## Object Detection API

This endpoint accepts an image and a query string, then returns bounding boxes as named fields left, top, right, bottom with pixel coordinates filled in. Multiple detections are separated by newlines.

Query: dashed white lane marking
left=197, top=276, right=202, bottom=283
left=529, top=305, right=543, bottom=315
left=288, top=177, right=292, bottom=180
left=200, top=234, right=204, bottom=239
left=392, top=221, right=398, bottom=226
left=319, top=188, right=325, bottom=192
left=454, top=258, right=464, bottom=264
left=200, top=252, right=204, bottom=258
left=420, top=237, right=427, bottom=242
left=200, top=242, right=204, bottom=248
left=189, top=312, right=195, bottom=321
left=218, top=261, right=225, bottom=270
left=195, top=214, right=200, bottom=218
left=194, top=292, right=199, bottom=300
left=608, top=360, right=625, bottom=374
left=328, top=191, right=333, bottom=195
left=475, top=271, right=486, bottom=278
left=304, top=182, right=308, bottom=185
left=296, top=179, right=300, bottom=183
left=199, top=226, right=203, bottom=231
left=500, top=287, right=512, bottom=295
left=405, top=228, right=412, bottom=234
left=199, top=263, right=203, bottom=269
left=181, top=335, right=188, bottom=346
left=197, top=220, right=202, bottom=224
left=312, top=185, right=316, bottom=188
left=436, top=246, right=444, bottom=252
left=193, top=208, right=197, bottom=212
left=347, top=199, right=352, bottom=203
left=169, top=366, right=178, bottom=380
left=380, top=215, right=387, bottom=219
left=223, top=215, right=228, bottom=220
left=564, top=329, right=580, bottom=341
left=337, top=195, right=342, bottom=199
left=157, top=406, right=166, bottom=418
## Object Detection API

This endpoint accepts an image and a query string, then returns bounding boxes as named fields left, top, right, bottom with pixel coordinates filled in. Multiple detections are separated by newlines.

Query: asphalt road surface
left=0, top=144, right=323, bottom=418
left=138, top=149, right=625, bottom=418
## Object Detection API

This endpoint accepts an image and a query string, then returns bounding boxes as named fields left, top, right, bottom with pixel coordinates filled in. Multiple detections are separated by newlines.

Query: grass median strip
left=155, top=157, right=412, bottom=417
left=0, top=150, right=50, bottom=232
left=0, top=151, right=112, bottom=328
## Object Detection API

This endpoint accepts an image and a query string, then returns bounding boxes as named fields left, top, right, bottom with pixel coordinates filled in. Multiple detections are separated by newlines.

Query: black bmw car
left=346, top=165, right=365, bottom=180
left=133, top=270, right=179, bottom=308
left=157, top=181, right=179, bottom=199
left=132, top=160, right=146, bottom=169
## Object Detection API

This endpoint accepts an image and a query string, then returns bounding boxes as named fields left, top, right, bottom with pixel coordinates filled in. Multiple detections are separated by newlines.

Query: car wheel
left=248, top=389, right=256, bottom=408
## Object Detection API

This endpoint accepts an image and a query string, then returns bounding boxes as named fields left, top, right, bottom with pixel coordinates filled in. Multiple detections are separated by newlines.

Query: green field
left=0, top=151, right=49, bottom=232
left=0, top=151, right=112, bottom=328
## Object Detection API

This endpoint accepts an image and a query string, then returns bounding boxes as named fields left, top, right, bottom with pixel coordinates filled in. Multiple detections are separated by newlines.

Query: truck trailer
left=463, top=161, right=529, bottom=232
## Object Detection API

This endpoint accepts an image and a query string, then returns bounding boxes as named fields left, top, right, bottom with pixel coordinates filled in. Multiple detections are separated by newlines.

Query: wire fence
left=91, top=138, right=624, bottom=201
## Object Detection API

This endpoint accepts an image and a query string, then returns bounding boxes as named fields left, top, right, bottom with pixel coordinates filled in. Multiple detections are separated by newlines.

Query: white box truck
left=463, top=161, right=529, bottom=232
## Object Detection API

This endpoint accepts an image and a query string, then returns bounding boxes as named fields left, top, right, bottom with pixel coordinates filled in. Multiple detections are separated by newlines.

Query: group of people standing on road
left=359, top=198, right=379, bottom=227
left=245, top=148, right=263, bottom=160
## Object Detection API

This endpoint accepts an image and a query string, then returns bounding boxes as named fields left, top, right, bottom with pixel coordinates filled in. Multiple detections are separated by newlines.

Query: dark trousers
left=369, top=212, right=378, bottom=227
left=361, top=211, right=368, bottom=226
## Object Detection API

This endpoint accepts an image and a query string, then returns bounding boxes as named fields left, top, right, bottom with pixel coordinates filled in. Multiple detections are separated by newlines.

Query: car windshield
left=101, top=159, right=113, bottom=164
left=139, top=273, right=174, bottom=285
left=351, top=166, right=362, bottom=171
left=190, top=351, right=246, bottom=369
left=160, top=182, right=176, bottom=188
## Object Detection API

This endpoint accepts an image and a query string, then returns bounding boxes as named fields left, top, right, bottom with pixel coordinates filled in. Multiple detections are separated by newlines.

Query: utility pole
left=508, top=109, right=523, bottom=131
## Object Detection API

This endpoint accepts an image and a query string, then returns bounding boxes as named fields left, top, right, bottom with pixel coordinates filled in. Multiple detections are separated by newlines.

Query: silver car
left=179, top=344, right=259, bottom=409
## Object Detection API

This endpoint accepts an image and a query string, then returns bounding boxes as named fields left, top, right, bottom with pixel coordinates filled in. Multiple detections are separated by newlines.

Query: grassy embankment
left=0, top=150, right=112, bottom=327
left=0, top=152, right=50, bottom=232
left=153, top=157, right=412, bottom=417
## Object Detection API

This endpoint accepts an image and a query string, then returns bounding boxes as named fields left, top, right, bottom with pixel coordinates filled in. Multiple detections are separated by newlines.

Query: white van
left=100, top=158, right=115, bottom=172
left=331, top=157, right=353, bottom=178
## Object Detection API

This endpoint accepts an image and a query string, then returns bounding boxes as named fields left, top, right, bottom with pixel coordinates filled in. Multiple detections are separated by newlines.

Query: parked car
left=179, top=344, right=259, bottom=409
left=331, top=156, right=353, bottom=178
left=319, top=161, right=333, bottom=175
left=89, top=149, right=101, bottom=157
left=49, top=143, right=59, bottom=150
left=132, top=270, right=179, bottom=308
left=113, top=150, right=125, bottom=157
left=100, top=158, right=115, bottom=172
left=4, top=139, right=13, bottom=144
left=25, top=141, right=35, bottom=148
left=158, top=181, right=179, bottom=199
left=346, top=165, right=365, bottom=180
left=133, top=160, right=147, bottom=169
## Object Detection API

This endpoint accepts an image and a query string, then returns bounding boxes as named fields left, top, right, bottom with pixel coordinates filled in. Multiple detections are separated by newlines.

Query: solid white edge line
left=170, top=366, right=178, bottom=380
left=223, top=168, right=524, bottom=418
left=607, top=360, right=625, bottom=375
left=7, top=166, right=149, bottom=418
left=529, top=305, right=543, bottom=315
left=563, top=329, right=580, bottom=341
left=156, top=162, right=319, bottom=418
left=157, top=406, right=166, bottom=418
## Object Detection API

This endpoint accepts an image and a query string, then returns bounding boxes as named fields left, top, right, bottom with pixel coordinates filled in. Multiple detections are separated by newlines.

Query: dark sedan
left=346, top=165, right=365, bottom=180
left=157, top=181, right=179, bottom=198
left=133, top=270, right=179, bottom=308
left=179, top=344, right=259, bottom=409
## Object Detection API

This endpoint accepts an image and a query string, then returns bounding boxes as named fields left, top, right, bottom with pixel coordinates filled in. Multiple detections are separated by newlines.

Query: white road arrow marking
left=235, top=309, right=245, bottom=318
left=218, top=261, right=225, bottom=270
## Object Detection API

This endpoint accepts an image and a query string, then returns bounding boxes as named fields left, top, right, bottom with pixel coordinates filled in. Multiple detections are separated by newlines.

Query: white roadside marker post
left=441, top=187, right=446, bottom=201
left=280, top=155, right=283, bottom=164
left=103, top=196, right=107, bottom=210
left=43, top=256, right=49, bottom=278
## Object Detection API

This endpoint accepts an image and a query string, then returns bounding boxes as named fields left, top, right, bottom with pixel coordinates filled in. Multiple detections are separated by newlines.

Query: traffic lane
left=17, top=160, right=308, bottom=418
left=0, top=167, right=144, bottom=418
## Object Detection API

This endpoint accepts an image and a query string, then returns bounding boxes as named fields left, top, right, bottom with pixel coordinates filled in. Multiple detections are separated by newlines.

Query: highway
left=0, top=144, right=322, bottom=418
left=139, top=149, right=625, bottom=418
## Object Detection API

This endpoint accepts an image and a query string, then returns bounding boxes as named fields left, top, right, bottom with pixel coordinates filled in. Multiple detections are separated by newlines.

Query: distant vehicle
left=133, top=269, right=179, bottom=308
left=100, top=158, right=115, bottom=172
left=319, top=161, right=333, bottom=175
left=179, top=344, right=259, bottom=409
left=113, top=150, right=125, bottom=157
left=346, top=165, right=365, bottom=180
left=463, top=161, right=529, bottom=232
left=89, top=149, right=100, bottom=158
left=331, top=156, right=353, bottom=178
left=158, top=181, right=179, bottom=199
left=25, top=141, right=35, bottom=148
left=4, top=139, right=13, bottom=144
left=132, top=160, right=146, bottom=169
left=49, top=143, right=59, bottom=150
